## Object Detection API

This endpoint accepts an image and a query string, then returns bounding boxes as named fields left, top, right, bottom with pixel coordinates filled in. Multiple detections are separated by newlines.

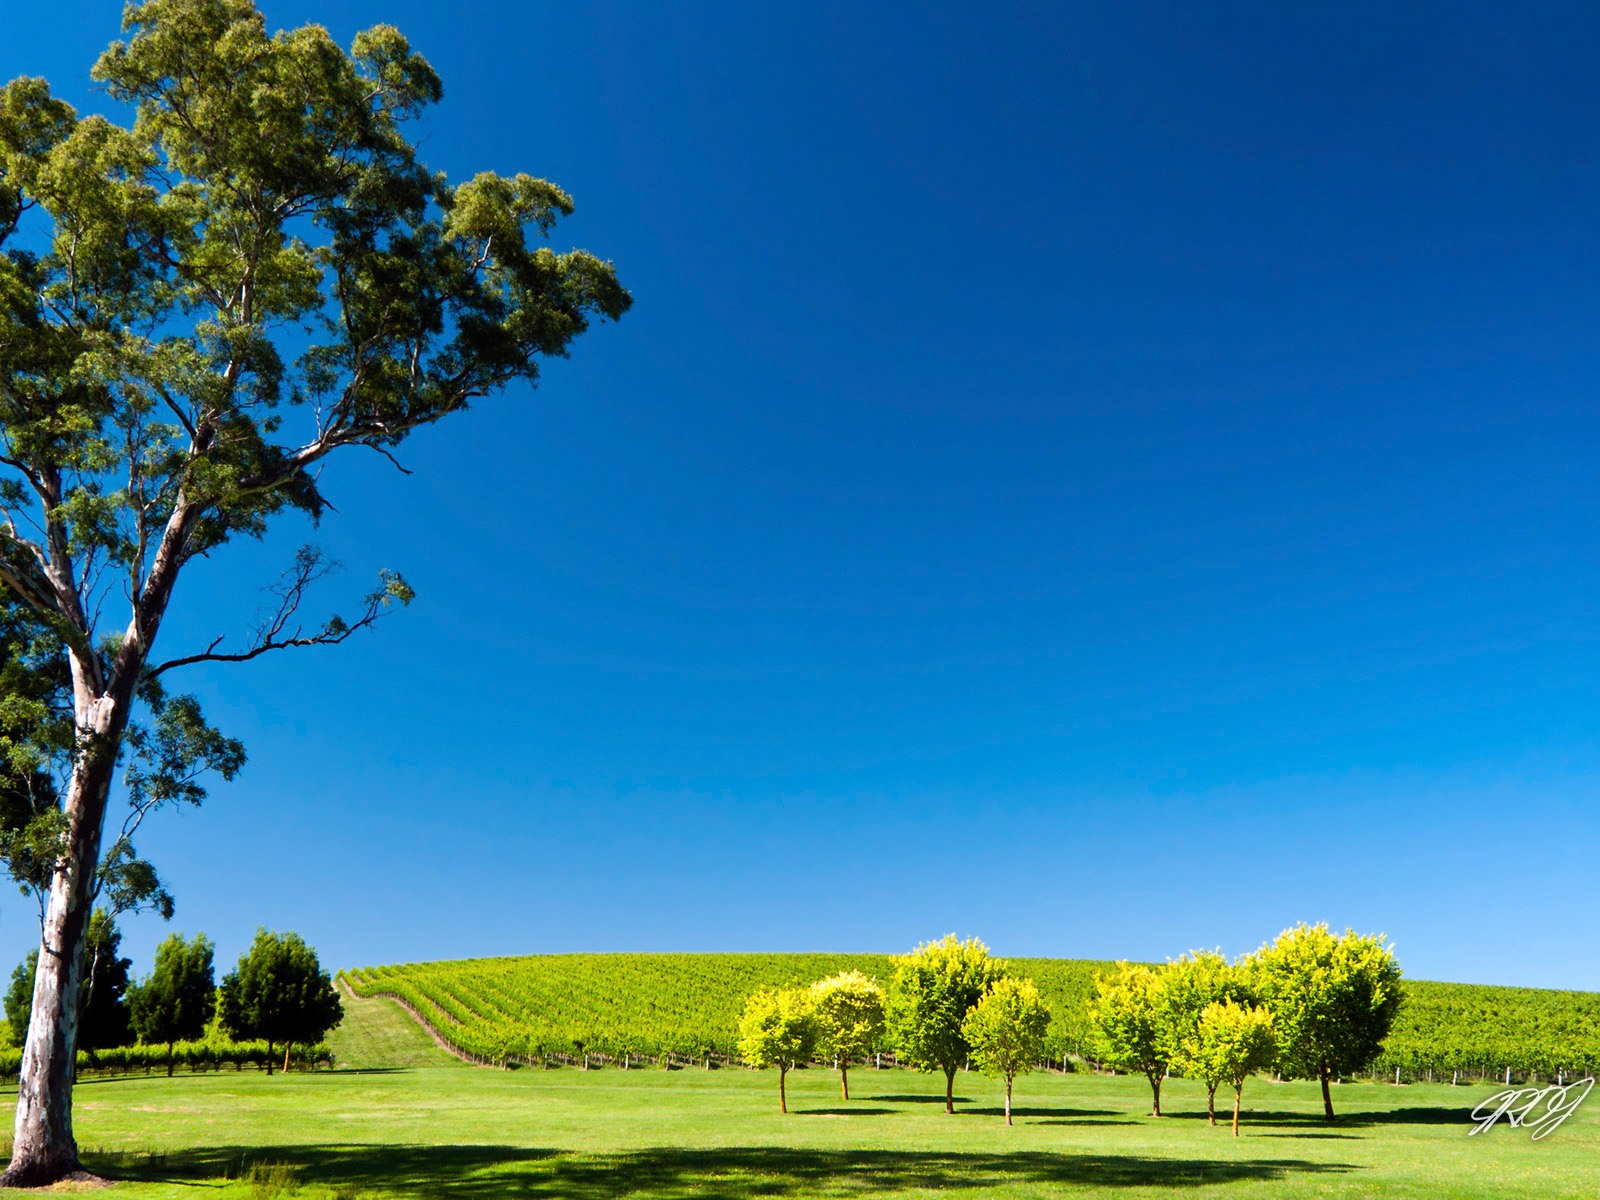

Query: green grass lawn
left=325, top=985, right=466, bottom=1073
left=2, top=995, right=1589, bottom=1198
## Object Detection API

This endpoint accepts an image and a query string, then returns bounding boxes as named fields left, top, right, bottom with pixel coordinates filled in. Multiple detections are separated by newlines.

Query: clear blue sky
left=5, top=1, right=1600, bottom=989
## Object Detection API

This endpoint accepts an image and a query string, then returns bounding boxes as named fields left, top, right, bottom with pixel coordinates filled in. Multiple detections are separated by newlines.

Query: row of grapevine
left=342, top=953, right=1600, bottom=1080
left=0, top=1039, right=334, bottom=1079
left=1375, top=980, right=1600, bottom=1080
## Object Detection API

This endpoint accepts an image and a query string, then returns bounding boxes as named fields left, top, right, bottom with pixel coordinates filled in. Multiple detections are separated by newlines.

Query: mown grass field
left=2, top=990, right=1593, bottom=1199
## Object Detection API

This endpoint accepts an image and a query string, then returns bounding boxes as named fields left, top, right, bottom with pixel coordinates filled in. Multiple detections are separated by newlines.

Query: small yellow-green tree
left=1162, top=950, right=1244, bottom=1122
left=1189, top=1000, right=1277, bottom=1136
left=1244, top=923, right=1403, bottom=1121
left=888, top=935, right=1006, bottom=1114
left=1089, top=962, right=1171, bottom=1116
left=810, top=970, right=886, bottom=1100
left=961, top=978, right=1051, bottom=1125
left=738, top=988, right=816, bottom=1114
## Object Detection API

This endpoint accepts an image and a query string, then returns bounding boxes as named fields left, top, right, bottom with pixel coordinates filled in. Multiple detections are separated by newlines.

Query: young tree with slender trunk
left=1088, top=962, right=1172, bottom=1117
left=1244, top=923, right=1403, bottom=1121
left=126, top=932, right=214, bottom=1076
left=961, top=977, right=1050, bottom=1125
left=1162, top=950, right=1243, bottom=1124
left=737, top=988, right=816, bottom=1114
left=887, top=935, right=1005, bottom=1114
left=0, top=0, right=627, bottom=1183
left=809, top=970, right=885, bottom=1101
left=1187, top=999, right=1276, bottom=1136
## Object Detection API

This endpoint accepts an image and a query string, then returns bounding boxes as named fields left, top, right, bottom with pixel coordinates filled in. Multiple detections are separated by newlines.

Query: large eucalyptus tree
left=0, top=0, right=628, bottom=1182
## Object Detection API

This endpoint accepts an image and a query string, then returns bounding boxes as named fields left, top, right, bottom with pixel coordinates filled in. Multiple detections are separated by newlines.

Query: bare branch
left=363, top=443, right=413, bottom=476
left=147, top=550, right=412, bottom=677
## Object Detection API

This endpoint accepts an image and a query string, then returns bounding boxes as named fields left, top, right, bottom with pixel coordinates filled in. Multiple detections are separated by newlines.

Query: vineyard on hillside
left=341, top=953, right=1600, bottom=1081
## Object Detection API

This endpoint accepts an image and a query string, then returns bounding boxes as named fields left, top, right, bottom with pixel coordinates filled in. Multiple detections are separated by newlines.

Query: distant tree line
left=3, top=921, right=343, bottom=1076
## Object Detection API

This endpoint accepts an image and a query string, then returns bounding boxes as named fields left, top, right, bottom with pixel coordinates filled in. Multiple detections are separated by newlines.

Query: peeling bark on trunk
left=1005, top=1078, right=1013, bottom=1126
left=2, top=693, right=125, bottom=1188
left=4, top=495, right=195, bottom=1187
left=1232, top=1086, right=1242, bottom=1137
left=283, top=1043, right=293, bottom=1075
left=779, top=1064, right=788, bottom=1114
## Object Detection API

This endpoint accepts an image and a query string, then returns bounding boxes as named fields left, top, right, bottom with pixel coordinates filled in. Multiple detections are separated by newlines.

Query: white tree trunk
left=3, top=693, right=124, bottom=1187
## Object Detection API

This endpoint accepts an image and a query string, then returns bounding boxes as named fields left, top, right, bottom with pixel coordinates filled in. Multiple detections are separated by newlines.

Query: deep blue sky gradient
left=4, top=1, right=1600, bottom=988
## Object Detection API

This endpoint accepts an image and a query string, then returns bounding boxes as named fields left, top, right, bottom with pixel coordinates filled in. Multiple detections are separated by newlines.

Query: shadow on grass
left=867, top=1094, right=972, bottom=1104
left=1165, top=1107, right=1464, bottom=1129
left=91, top=1143, right=1359, bottom=1199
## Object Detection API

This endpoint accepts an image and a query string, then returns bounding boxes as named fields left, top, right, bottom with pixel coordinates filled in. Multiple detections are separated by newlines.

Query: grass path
left=326, top=984, right=463, bottom=1072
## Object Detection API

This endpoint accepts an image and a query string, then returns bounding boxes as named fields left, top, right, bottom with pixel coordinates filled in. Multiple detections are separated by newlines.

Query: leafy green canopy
left=0, top=0, right=628, bottom=907
left=737, top=986, right=816, bottom=1114
left=127, top=931, right=215, bottom=1049
left=810, top=969, right=886, bottom=1100
left=1247, top=923, right=1403, bottom=1083
left=1157, top=951, right=1242, bottom=1064
left=736, top=987, right=816, bottom=1072
left=218, top=928, right=342, bottom=1058
left=962, top=976, right=1051, bottom=1084
left=1189, top=998, right=1276, bottom=1135
left=1088, top=962, right=1169, bottom=1079
left=888, top=935, right=1005, bottom=1111
left=810, top=970, right=886, bottom=1063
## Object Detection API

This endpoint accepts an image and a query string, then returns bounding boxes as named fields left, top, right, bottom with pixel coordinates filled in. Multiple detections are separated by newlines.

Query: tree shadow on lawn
left=1165, top=1107, right=1464, bottom=1129
left=96, top=1143, right=1358, bottom=1199
left=868, top=1094, right=974, bottom=1104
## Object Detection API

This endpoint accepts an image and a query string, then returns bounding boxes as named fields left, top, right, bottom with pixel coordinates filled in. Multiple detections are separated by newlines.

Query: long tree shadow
left=1166, top=1106, right=1465, bottom=1129
left=868, top=1093, right=973, bottom=1104
left=93, top=1143, right=1359, bottom=1199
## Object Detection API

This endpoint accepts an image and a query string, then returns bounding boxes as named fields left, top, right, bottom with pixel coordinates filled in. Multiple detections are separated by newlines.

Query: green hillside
left=327, top=981, right=465, bottom=1071
left=342, top=952, right=1600, bottom=1078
